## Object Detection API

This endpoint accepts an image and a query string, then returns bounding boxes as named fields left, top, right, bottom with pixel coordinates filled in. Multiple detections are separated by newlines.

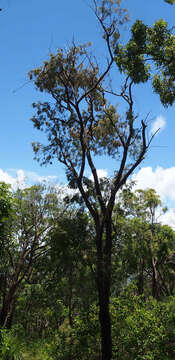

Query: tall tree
left=29, top=1, right=175, bottom=359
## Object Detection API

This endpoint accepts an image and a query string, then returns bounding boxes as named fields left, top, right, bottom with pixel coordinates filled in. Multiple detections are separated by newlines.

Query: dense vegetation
left=1, top=183, right=175, bottom=359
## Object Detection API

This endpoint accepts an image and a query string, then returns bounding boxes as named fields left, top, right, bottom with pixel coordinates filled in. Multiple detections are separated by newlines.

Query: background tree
left=115, top=17, right=175, bottom=106
left=115, top=188, right=175, bottom=299
left=0, top=184, right=61, bottom=330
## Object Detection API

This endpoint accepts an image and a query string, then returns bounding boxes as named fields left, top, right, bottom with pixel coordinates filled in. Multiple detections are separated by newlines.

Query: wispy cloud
left=150, top=115, right=166, bottom=136
left=20, top=170, right=57, bottom=184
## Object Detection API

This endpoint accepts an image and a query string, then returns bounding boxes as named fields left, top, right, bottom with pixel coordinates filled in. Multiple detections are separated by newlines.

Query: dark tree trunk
left=96, top=219, right=113, bottom=360
left=0, top=300, right=9, bottom=328
left=0, top=284, right=17, bottom=328
left=68, top=268, right=73, bottom=328
left=98, top=280, right=112, bottom=360
left=137, top=258, right=144, bottom=295
left=68, top=268, right=73, bottom=360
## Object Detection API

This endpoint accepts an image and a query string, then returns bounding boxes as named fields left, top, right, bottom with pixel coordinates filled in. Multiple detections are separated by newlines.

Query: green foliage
left=0, top=182, right=13, bottom=249
left=45, top=305, right=101, bottom=360
left=0, top=182, right=12, bottom=221
left=115, top=20, right=150, bottom=83
left=42, top=294, right=175, bottom=360
left=115, top=19, right=175, bottom=106
left=111, top=292, right=175, bottom=359
left=0, top=325, right=25, bottom=360
left=1, top=181, right=175, bottom=359
left=114, top=188, right=175, bottom=298
left=164, top=0, right=175, bottom=3
left=20, top=341, right=49, bottom=360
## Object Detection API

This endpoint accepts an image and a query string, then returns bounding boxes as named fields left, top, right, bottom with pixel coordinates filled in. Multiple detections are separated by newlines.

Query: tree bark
left=0, top=283, right=17, bottom=328
left=98, top=279, right=112, bottom=360
left=96, top=219, right=112, bottom=360
left=152, top=257, right=159, bottom=299
left=137, top=258, right=144, bottom=295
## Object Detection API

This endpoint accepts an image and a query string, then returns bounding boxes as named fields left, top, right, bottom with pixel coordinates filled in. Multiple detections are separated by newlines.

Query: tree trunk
left=0, top=300, right=10, bottom=328
left=68, top=268, right=73, bottom=360
left=68, top=268, right=73, bottom=328
left=137, top=258, right=144, bottom=295
left=152, top=257, right=159, bottom=299
left=98, top=280, right=112, bottom=360
left=96, top=220, right=113, bottom=360
left=0, top=284, right=17, bottom=328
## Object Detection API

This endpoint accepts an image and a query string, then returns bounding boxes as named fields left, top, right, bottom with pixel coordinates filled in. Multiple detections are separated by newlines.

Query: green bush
left=45, top=294, right=175, bottom=360
left=45, top=306, right=101, bottom=360
left=111, top=293, right=175, bottom=359
left=0, top=326, right=24, bottom=360
left=3, top=294, right=175, bottom=359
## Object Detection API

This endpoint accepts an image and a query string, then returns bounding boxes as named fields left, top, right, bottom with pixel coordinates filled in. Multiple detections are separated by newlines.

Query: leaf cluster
left=115, top=19, right=175, bottom=106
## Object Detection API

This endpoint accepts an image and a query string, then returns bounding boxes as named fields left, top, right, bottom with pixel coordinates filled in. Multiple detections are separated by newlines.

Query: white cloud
left=150, top=115, right=166, bottom=136
left=132, top=166, right=175, bottom=227
left=56, top=184, right=78, bottom=200
left=90, top=169, right=108, bottom=181
left=132, top=166, right=175, bottom=202
left=0, top=169, right=15, bottom=185
left=0, top=168, right=58, bottom=189
left=0, top=169, right=25, bottom=189
left=160, top=208, right=175, bottom=229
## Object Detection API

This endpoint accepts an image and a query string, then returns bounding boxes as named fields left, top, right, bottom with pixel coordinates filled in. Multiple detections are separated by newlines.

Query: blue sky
left=1, top=0, right=175, bottom=224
